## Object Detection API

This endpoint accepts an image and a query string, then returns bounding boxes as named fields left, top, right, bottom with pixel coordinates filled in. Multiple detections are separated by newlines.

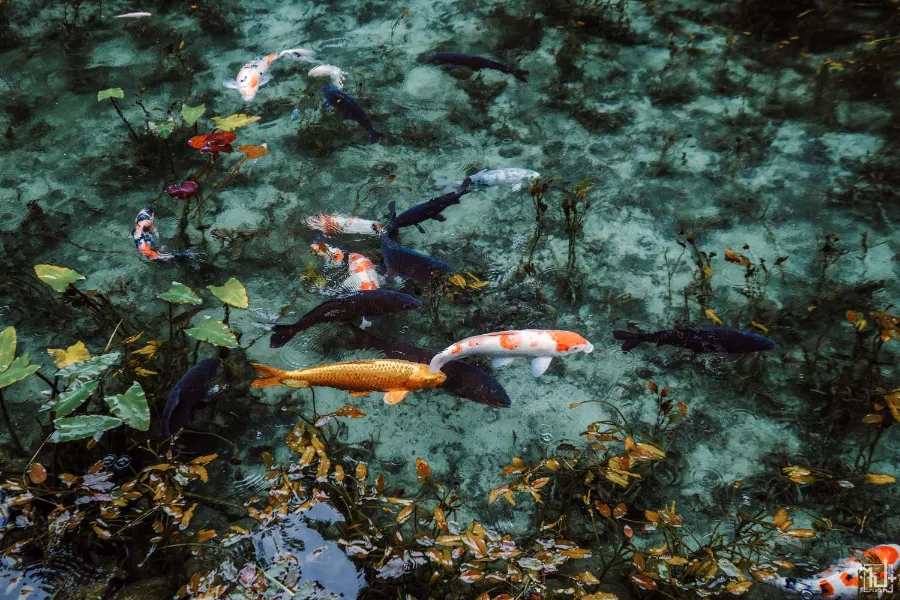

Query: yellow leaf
left=356, top=462, right=367, bottom=481
left=705, top=309, right=725, bottom=326
left=396, top=504, right=414, bottom=524
left=211, top=113, right=261, bottom=132
left=575, top=571, right=600, bottom=585
left=416, top=458, right=431, bottom=483
left=702, top=265, right=713, bottom=278
left=773, top=508, right=790, bottom=531
left=191, top=454, right=218, bottom=465
left=750, top=321, right=769, bottom=334
left=865, top=473, right=896, bottom=484
left=726, top=581, right=753, bottom=594
left=582, top=594, right=619, bottom=600
left=196, top=529, right=216, bottom=543
left=134, top=367, right=158, bottom=376
left=47, top=341, right=91, bottom=368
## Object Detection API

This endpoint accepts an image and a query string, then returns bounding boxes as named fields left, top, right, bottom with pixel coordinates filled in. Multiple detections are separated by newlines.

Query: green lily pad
left=0, top=326, right=16, bottom=373
left=57, top=351, right=121, bottom=383
left=105, top=382, right=150, bottom=431
left=158, top=282, right=202, bottom=305
left=185, top=316, right=238, bottom=348
left=34, top=264, right=85, bottom=293
left=181, top=103, right=206, bottom=126
left=55, top=380, right=100, bottom=419
left=51, top=415, right=122, bottom=443
left=208, top=277, right=249, bottom=309
left=97, top=88, right=125, bottom=102
left=149, top=118, right=176, bottom=139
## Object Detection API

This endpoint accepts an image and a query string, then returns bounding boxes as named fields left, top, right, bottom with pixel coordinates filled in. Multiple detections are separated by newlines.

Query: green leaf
left=0, top=355, right=39, bottom=389
left=55, top=380, right=100, bottom=419
left=0, top=326, right=16, bottom=373
left=58, top=351, right=121, bottom=383
left=207, top=277, right=249, bottom=309
left=34, top=264, right=85, bottom=293
left=97, top=88, right=125, bottom=102
left=104, top=382, right=150, bottom=431
left=211, top=113, right=261, bottom=132
left=149, top=118, right=176, bottom=139
left=51, top=415, right=122, bottom=443
left=185, top=316, right=238, bottom=348
left=158, top=282, right=202, bottom=305
left=181, top=103, right=206, bottom=126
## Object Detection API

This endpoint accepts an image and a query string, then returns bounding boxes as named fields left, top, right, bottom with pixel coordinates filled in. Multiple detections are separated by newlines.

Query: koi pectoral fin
left=384, top=390, right=409, bottom=405
left=491, top=357, right=516, bottom=369
left=223, top=78, right=238, bottom=89
left=259, top=72, right=273, bottom=86
left=530, top=356, right=553, bottom=377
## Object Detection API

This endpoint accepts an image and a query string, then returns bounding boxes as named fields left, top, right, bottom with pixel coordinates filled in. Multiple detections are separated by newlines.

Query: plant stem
left=109, top=98, right=140, bottom=142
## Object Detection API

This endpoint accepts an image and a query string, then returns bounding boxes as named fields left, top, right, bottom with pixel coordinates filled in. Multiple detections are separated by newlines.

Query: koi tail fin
left=277, top=48, right=318, bottom=63
left=251, top=363, right=287, bottom=388
left=511, top=68, right=529, bottom=83
left=270, top=323, right=303, bottom=348
left=459, top=177, right=473, bottom=194
left=368, top=129, right=383, bottom=144
left=613, top=330, right=646, bottom=352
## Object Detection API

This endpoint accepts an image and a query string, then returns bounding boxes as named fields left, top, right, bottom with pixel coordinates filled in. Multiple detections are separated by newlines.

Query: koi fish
left=162, top=359, right=220, bottom=437
left=304, top=214, right=382, bottom=236
left=251, top=359, right=446, bottom=405
left=381, top=234, right=451, bottom=282
left=308, top=64, right=348, bottom=89
left=224, top=48, right=318, bottom=101
left=341, top=326, right=511, bottom=408
left=114, top=11, right=152, bottom=18
left=769, top=544, right=900, bottom=599
left=386, top=178, right=472, bottom=238
left=131, top=207, right=198, bottom=267
left=269, top=290, right=421, bottom=348
left=321, top=85, right=383, bottom=144
left=431, top=52, right=528, bottom=82
left=437, top=168, right=540, bottom=192
left=612, top=328, right=775, bottom=354
left=430, top=330, right=594, bottom=376
left=311, top=241, right=382, bottom=292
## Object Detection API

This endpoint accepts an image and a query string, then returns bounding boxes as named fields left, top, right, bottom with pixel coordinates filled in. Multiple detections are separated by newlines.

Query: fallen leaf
left=705, top=309, right=725, bottom=326
left=237, top=144, right=269, bottom=159
left=335, top=406, right=366, bottom=418
left=28, top=463, right=47, bottom=485
left=211, top=114, right=261, bottom=132
left=416, top=458, right=431, bottom=483
left=865, top=473, right=896, bottom=484
left=47, top=341, right=91, bottom=369
left=196, top=529, right=216, bottom=543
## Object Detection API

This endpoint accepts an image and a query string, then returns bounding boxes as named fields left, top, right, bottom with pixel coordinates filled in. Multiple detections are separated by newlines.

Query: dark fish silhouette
left=342, top=326, right=511, bottom=408
left=431, top=52, right=528, bottom=82
left=321, top=85, right=382, bottom=144
left=386, top=178, right=472, bottom=239
left=380, top=234, right=451, bottom=282
left=162, top=358, right=220, bottom=436
left=270, top=290, right=421, bottom=348
left=613, top=328, right=775, bottom=354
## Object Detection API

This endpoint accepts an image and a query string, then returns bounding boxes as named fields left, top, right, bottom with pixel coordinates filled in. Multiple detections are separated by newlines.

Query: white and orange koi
left=311, top=241, right=382, bottom=293
left=768, top=544, right=900, bottom=599
left=429, top=329, right=593, bottom=377
left=304, top=214, right=382, bottom=236
left=224, top=48, right=317, bottom=101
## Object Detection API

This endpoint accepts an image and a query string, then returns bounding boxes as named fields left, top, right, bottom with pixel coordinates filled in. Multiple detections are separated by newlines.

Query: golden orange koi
left=251, top=359, right=445, bottom=404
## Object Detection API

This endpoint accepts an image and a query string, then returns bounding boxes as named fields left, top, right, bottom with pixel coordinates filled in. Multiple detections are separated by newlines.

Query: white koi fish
left=767, top=544, right=900, bottom=599
left=304, top=214, right=382, bottom=236
left=437, top=168, right=540, bottom=192
left=114, top=11, right=152, bottom=18
left=308, top=64, right=348, bottom=90
left=429, top=329, right=593, bottom=376
left=224, top=48, right=317, bottom=101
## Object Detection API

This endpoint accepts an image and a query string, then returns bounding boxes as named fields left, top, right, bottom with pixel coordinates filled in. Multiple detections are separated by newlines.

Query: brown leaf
left=630, top=573, right=657, bottom=590
left=575, top=571, right=600, bottom=585
left=597, top=503, right=612, bottom=518
left=335, top=406, right=366, bottom=418
left=181, top=503, right=198, bottom=529
left=28, top=463, right=47, bottom=485
left=434, top=506, right=448, bottom=531
left=190, top=453, right=218, bottom=465
left=726, top=581, right=753, bottom=595
left=613, top=503, right=626, bottom=518
left=396, top=504, right=414, bottom=524
left=356, top=462, right=367, bottom=481
left=784, top=529, right=815, bottom=538
left=237, top=144, right=269, bottom=159
left=646, top=381, right=658, bottom=393
left=773, top=508, right=790, bottom=531
left=865, top=473, right=896, bottom=484
left=416, top=458, right=431, bottom=483
left=196, top=529, right=216, bottom=543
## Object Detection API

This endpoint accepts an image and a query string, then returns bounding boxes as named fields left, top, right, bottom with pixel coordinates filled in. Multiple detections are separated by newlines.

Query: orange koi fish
left=311, top=241, right=382, bottom=292
left=771, top=544, right=900, bottom=599
left=429, top=329, right=594, bottom=377
left=224, top=48, right=317, bottom=101
left=251, top=359, right=446, bottom=404
left=304, top=214, right=382, bottom=236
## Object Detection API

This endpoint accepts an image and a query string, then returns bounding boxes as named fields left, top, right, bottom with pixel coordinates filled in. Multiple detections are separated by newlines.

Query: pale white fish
left=308, top=65, right=348, bottom=90
left=470, top=168, right=541, bottom=192
left=224, top=48, right=318, bottom=101
left=114, top=11, right=152, bottom=18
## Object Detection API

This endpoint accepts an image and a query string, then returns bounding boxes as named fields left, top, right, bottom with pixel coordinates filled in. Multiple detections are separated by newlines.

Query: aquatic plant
left=520, top=176, right=551, bottom=276
left=559, top=180, right=594, bottom=301
left=98, top=88, right=140, bottom=142
left=0, top=0, right=19, bottom=49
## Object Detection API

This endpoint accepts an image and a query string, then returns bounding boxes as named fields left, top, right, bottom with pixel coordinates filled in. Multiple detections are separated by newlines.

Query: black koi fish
left=431, top=52, right=528, bottom=82
left=341, top=326, right=511, bottom=408
left=321, top=85, right=382, bottom=144
left=613, top=328, right=775, bottom=354
left=380, top=234, right=451, bottom=282
left=386, top=178, right=472, bottom=239
left=270, top=290, right=421, bottom=348
left=162, top=358, right=220, bottom=436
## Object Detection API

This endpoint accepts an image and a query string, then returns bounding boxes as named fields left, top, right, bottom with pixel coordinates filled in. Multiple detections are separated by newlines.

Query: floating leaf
left=58, top=352, right=121, bottom=383
left=97, top=88, right=125, bottom=101
left=105, top=382, right=150, bottom=431
left=52, top=415, right=122, bottom=443
left=865, top=473, right=896, bottom=484
left=0, top=327, right=39, bottom=389
left=55, top=380, right=100, bottom=418
left=396, top=504, right=414, bottom=524
left=211, top=113, right=260, bottom=132
left=0, top=326, right=15, bottom=373
left=149, top=118, right=176, bottom=139
left=28, top=463, right=47, bottom=485
left=207, top=277, right=248, bottom=309
left=575, top=571, right=601, bottom=585
left=181, top=103, right=206, bottom=126
left=185, top=316, right=239, bottom=348
left=705, top=308, right=725, bottom=327
left=724, top=248, right=751, bottom=267
left=47, top=341, right=91, bottom=369
left=34, top=264, right=85, bottom=292
left=335, top=406, right=366, bottom=418
left=416, top=458, right=431, bottom=483
left=158, top=282, right=202, bottom=305
left=237, top=144, right=269, bottom=159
